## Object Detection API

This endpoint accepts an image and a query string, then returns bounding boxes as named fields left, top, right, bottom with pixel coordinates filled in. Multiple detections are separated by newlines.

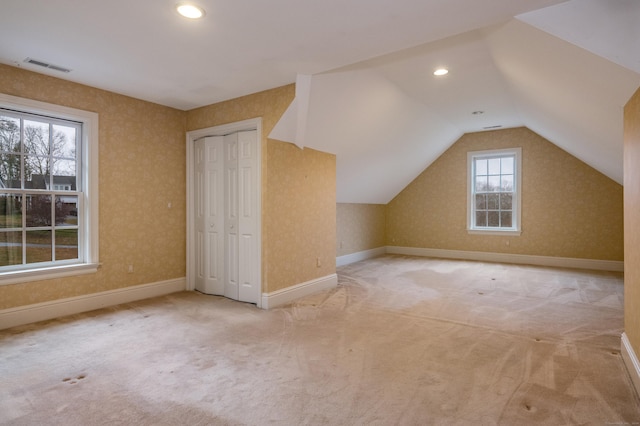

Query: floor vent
left=24, top=57, right=71, bottom=73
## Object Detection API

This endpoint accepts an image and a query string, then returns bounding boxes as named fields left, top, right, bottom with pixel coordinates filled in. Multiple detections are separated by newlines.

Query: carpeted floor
left=1, top=255, right=639, bottom=425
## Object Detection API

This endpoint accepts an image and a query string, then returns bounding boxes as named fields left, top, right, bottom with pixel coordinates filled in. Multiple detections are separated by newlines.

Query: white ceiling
left=2, top=0, right=639, bottom=203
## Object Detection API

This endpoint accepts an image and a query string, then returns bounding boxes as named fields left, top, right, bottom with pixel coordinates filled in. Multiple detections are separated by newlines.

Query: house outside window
left=467, top=147, right=521, bottom=235
left=0, top=94, right=98, bottom=285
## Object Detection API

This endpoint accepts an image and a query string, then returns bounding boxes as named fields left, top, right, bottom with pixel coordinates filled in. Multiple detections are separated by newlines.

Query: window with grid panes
left=468, top=148, right=521, bottom=235
left=0, top=94, right=98, bottom=284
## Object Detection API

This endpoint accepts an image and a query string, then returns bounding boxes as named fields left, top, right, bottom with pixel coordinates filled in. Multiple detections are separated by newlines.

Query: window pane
left=0, top=115, right=21, bottom=153
left=475, top=210, right=487, bottom=227
left=56, top=195, right=78, bottom=225
left=475, top=159, right=487, bottom=176
left=488, top=158, right=501, bottom=175
left=475, top=194, right=486, bottom=209
left=488, top=211, right=500, bottom=227
left=0, top=154, right=21, bottom=188
left=475, top=176, right=488, bottom=192
left=500, top=193, right=512, bottom=210
left=52, top=159, right=76, bottom=184
left=26, top=194, right=52, bottom=227
left=501, top=211, right=512, bottom=228
left=0, top=194, right=22, bottom=228
left=488, top=175, right=500, bottom=191
left=26, top=230, right=51, bottom=264
left=24, top=155, right=50, bottom=189
left=501, top=157, right=514, bottom=174
left=487, top=194, right=499, bottom=210
left=52, top=124, right=77, bottom=159
left=24, top=120, right=50, bottom=157
left=501, top=175, right=513, bottom=191
left=0, top=231, right=22, bottom=266
left=56, top=229, right=78, bottom=260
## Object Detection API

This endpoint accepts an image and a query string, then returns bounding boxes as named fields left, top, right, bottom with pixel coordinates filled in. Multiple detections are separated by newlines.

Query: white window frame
left=0, top=93, right=99, bottom=285
left=467, top=147, right=521, bottom=236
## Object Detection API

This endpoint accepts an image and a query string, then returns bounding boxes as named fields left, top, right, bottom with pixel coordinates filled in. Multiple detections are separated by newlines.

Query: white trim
left=467, top=229, right=522, bottom=236
left=336, top=247, right=386, bottom=267
left=186, top=118, right=263, bottom=307
left=0, top=93, right=99, bottom=285
left=261, top=274, right=338, bottom=309
left=385, top=246, right=624, bottom=272
left=621, top=333, right=640, bottom=398
left=0, top=277, right=186, bottom=330
left=0, top=262, right=100, bottom=286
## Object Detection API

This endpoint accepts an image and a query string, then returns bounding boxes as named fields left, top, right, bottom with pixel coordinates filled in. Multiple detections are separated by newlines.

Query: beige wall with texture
left=624, top=87, right=640, bottom=359
left=0, top=64, right=187, bottom=310
left=336, top=203, right=385, bottom=257
left=187, top=85, right=336, bottom=293
left=386, top=127, right=623, bottom=261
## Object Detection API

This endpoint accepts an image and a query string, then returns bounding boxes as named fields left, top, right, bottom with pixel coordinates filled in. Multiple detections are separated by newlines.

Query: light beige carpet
left=1, top=255, right=639, bottom=425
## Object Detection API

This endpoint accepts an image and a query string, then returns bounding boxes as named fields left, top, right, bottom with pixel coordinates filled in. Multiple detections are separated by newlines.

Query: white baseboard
left=0, top=278, right=186, bottom=330
left=261, top=273, right=338, bottom=310
left=385, top=246, right=624, bottom=272
left=336, top=247, right=386, bottom=267
left=621, top=333, right=640, bottom=398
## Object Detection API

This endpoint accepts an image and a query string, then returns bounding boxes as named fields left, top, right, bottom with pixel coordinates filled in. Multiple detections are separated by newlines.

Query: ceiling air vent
left=24, top=57, right=71, bottom=73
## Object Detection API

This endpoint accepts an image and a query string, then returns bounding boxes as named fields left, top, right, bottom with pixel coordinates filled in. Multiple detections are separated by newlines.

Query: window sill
left=467, top=229, right=522, bottom=236
left=0, top=263, right=100, bottom=286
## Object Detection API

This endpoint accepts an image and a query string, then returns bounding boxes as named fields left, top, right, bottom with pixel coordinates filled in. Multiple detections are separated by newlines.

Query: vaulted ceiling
left=2, top=0, right=639, bottom=203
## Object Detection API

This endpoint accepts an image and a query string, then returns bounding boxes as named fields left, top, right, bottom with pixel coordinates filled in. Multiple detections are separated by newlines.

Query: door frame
left=186, top=118, right=263, bottom=308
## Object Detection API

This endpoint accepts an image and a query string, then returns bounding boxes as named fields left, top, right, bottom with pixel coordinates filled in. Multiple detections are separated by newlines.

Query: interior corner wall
left=186, top=85, right=337, bottom=294
left=386, top=127, right=623, bottom=261
left=0, top=64, right=187, bottom=310
left=336, top=203, right=385, bottom=257
left=624, top=87, right=640, bottom=358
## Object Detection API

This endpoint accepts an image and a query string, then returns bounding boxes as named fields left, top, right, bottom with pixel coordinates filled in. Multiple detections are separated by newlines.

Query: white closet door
left=237, top=130, right=259, bottom=303
left=194, top=136, right=225, bottom=295
left=193, top=130, right=260, bottom=304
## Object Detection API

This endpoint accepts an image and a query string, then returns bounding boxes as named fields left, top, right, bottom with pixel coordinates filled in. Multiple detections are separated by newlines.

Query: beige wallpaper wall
left=265, top=143, right=336, bottom=291
left=387, top=127, right=623, bottom=261
left=624, top=88, right=640, bottom=358
left=336, top=203, right=385, bottom=257
left=0, top=64, right=187, bottom=310
left=187, top=85, right=336, bottom=293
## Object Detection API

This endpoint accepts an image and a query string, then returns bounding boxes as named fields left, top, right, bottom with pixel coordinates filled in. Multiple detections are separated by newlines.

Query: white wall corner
left=268, top=74, right=312, bottom=149
left=336, top=247, right=386, bottom=267
left=0, top=278, right=186, bottom=330
left=621, top=332, right=640, bottom=399
left=294, top=74, right=312, bottom=149
left=261, top=273, right=337, bottom=310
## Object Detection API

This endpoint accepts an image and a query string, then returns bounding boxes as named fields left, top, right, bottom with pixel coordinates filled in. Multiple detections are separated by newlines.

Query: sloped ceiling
left=1, top=0, right=639, bottom=204
left=272, top=2, right=640, bottom=203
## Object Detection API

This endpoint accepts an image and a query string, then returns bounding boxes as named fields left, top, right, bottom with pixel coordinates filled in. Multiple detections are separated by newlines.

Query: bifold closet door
left=194, top=131, right=259, bottom=304
left=194, top=136, right=225, bottom=295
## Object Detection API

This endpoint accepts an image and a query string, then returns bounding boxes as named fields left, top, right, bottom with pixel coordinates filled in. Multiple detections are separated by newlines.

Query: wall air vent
left=23, top=57, right=71, bottom=73
left=482, top=125, right=503, bottom=130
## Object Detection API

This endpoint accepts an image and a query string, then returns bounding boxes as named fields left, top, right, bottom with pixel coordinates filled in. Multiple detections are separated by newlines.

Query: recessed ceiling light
left=176, top=3, right=205, bottom=19
left=433, top=68, right=449, bottom=76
